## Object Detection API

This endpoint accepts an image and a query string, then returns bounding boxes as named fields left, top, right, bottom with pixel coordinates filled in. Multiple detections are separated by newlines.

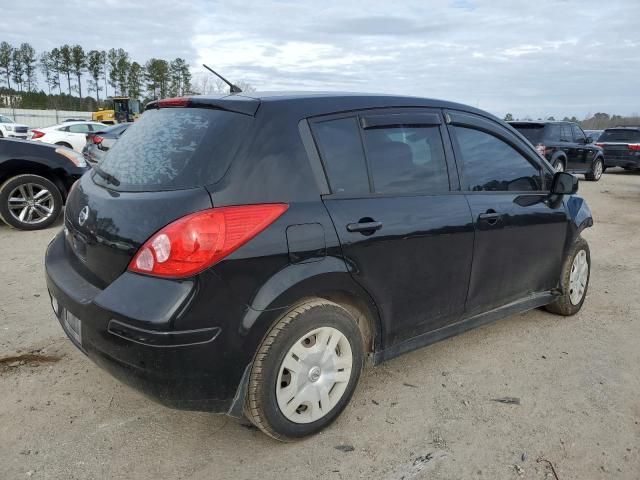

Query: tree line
left=0, top=41, right=192, bottom=109
left=503, top=112, right=640, bottom=130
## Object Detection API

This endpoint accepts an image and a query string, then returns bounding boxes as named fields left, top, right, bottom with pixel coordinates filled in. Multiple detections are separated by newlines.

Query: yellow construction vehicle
left=92, top=97, right=141, bottom=124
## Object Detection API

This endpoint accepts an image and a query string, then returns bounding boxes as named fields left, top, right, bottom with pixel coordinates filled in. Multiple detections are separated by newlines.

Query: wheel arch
left=0, top=161, right=69, bottom=200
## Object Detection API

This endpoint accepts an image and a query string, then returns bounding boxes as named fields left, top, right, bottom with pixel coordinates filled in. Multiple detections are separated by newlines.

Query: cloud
left=2, top=0, right=640, bottom=118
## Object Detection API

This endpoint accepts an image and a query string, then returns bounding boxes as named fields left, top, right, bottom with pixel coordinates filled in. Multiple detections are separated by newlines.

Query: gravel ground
left=0, top=169, right=639, bottom=480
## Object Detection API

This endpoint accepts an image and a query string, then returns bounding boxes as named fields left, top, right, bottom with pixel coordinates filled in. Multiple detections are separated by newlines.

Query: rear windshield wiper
left=93, top=166, right=121, bottom=187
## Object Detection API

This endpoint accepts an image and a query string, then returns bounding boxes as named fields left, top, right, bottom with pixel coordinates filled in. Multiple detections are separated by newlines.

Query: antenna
left=202, top=64, right=242, bottom=94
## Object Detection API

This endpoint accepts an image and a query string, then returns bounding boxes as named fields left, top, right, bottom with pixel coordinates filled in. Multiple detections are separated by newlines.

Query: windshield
left=0, top=115, right=13, bottom=123
left=598, top=129, right=640, bottom=143
left=93, top=108, right=252, bottom=192
left=511, top=124, right=545, bottom=144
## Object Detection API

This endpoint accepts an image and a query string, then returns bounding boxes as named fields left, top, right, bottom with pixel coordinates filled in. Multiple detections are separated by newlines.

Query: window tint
left=452, top=126, right=542, bottom=192
left=511, top=124, right=544, bottom=144
left=95, top=108, right=252, bottom=192
left=545, top=124, right=561, bottom=141
left=0, top=115, right=12, bottom=123
left=598, top=129, right=640, bottom=142
left=572, top=124, right=586, bottom=143
left=560, top=125, right=572, bottom=142
left=312, top=117, right=369, bottom=195
left=68, top=124, right=91, bottom=133
left=362, top=126, right=449, bottom=194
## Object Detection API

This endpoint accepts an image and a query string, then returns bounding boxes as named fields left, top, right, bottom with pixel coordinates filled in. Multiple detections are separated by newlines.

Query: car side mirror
left=586, top=136, right=593, bottom=143
left=550, top=172, right=578, bottom=195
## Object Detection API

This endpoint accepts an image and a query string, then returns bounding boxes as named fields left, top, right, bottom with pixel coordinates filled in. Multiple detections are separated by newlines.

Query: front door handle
left=478, top=210, right=502, bottom=226
left=346, top=221, right=383, bottom=235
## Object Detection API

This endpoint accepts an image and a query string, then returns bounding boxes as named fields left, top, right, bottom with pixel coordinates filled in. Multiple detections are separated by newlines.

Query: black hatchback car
left=509, top=121, right=605, bottom=180
left=45, top=93, right=593, bottom=440
left=595, top=127, right=640, bottom=171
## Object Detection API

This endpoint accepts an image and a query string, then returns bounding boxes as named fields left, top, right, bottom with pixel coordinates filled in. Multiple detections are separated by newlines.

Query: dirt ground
left=0, top=169, right=638, bottom=480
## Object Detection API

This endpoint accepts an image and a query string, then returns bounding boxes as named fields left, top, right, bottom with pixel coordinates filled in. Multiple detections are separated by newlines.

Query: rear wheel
left=553, top=158, right=565, bottom=173
left=245, top=299, right=364, bottom=441
left=545, top=236, right=590, bottom=316
left=0, top=174, right=62, bottom=230
left=585, top=157, right=604, bottom=181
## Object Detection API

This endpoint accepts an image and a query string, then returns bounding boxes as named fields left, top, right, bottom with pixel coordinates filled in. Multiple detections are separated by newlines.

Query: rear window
left=511, top=124, right=544, bottom=144
left=94, top=108, right=252, bottom=191
left=598, top=129, right=640, bottom=143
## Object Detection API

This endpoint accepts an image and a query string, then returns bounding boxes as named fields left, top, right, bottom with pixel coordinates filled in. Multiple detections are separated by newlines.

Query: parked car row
left=44, top=92, right=593, bottom=441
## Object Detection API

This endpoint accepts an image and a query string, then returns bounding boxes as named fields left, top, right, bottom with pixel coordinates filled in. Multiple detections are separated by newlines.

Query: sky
left=2, top=0, right=639, bottom=119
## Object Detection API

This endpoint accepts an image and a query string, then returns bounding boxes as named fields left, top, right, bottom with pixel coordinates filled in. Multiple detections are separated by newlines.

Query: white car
left=0, top=115, right=29, bottom=139
left=30, top=121, right=107, bottom=152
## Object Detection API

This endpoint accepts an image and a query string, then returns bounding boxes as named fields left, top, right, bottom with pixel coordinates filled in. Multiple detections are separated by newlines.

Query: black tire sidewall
left=0, top=175, right=63, bottom=230
left=256, top=304, right=363, bottom=439
left=547, top=237, right=590, bottom=315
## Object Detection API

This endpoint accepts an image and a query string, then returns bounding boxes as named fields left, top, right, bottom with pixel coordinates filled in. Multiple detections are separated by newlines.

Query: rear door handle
left=478, top=211, right=502, bottom=226
left=346, top=221, right=383, bottom=234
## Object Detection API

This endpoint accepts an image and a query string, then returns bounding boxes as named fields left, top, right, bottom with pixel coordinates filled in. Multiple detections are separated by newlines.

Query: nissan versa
left=45, top=92, right=593, bottom=441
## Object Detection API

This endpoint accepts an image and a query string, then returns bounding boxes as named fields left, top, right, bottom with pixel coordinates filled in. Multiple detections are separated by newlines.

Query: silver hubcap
left=555, top=161, right=564, bottom=173
left=276, top=326, right=353, bottom=424
left=594, top=161, right=603, bottom=178
left=569, top=250, right=588, bottom=305
left=7, top=183, right=54, bottom=225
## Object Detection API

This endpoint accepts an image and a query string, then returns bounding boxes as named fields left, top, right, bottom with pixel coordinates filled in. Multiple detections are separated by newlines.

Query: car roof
left=149, top=91, right=501, bottom=121
left=44, top=121, right=105, bottom=129
left=509, top=120, right=572, bottom=126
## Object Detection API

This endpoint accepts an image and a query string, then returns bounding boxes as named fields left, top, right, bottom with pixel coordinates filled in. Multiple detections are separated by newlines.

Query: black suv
left=45, top=93, right=593, bottom=440
left=0, top=139, right=88, bottom=230
left=595, top=127, right=640, bottom=171
left=509, top=121, right=605, bottom=180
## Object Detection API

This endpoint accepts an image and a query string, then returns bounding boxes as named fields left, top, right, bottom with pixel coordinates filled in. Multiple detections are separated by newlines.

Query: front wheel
left=0, top=174, right=63, bottom=230
left=245, top=299, right=364, bottom=441
left=585, top=158, right=604, bottom=181
left=545, top=237, right=590, bottom=316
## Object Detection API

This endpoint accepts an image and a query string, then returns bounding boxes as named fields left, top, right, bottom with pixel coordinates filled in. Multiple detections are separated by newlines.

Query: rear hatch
left=509, top=122, right=546, bottom=146
left=596, top=129, right=640, bottom=162
left=63, top=99, right=257, bottom=287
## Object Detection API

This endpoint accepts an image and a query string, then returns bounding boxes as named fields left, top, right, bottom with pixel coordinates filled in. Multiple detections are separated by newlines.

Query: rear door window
left=452, top=126, right=542, bottom=192
left=94, top=108, right=252, bottom=191
left=68, top=124, right=91, bottom=133
left=311, top=117, right=370, bottom=195
left=362, top=125, right=449, bottom=194
left=560, top=124, right=573, bottom=142
left=511, top=124, right=545, bottom=144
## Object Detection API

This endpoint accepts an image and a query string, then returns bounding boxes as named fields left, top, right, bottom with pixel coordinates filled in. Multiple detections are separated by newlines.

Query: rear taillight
left=129, top=204, right=288, bottom=278
left=31, top=130, right=45, bottom=139
left=92, top=135, right=104, bottom=144
left=628, top=143, right=640, bottom=151
left=595, top=143, right=605, bottom=148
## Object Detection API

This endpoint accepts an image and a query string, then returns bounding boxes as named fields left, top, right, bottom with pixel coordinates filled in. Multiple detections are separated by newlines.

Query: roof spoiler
left=145, top=95, right=260, bottom=116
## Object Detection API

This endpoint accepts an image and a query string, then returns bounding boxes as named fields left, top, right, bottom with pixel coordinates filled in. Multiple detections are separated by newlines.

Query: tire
left=245, top=299, right=364, bottom=441
left=553, top=158, right=565, bottom=173
left=545, top=237, right=590, bottom=316
left=0, top=174, right=63, bottom=230
left=585, top=157, right=604, bottom=181
left=55, top=142, right=73, bottom=149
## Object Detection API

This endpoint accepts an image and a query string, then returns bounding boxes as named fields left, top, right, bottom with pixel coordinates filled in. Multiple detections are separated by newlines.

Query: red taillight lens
left=92, top=135, right=104, bottom=144
left=129, top=204, right=289, bottom=278
left=628, top=143, right=640, bottom=151
left=595, top=143, right=605, bottom=148
left=31, top=130, right=45, bottom=139
left=157, top=97, right=190, bottom=108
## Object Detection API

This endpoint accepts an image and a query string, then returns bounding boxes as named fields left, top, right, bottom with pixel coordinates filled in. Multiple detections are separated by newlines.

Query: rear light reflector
left=628, top=143, right=640, bottom=151
left=157, top=97, right=190, bottom=108
left=31, top=130, right=45, bottom=139
left=129, top=204, right=289, bottom=278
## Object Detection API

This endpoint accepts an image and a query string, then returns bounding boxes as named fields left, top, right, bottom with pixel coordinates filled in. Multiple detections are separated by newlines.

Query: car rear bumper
left=44, top=231, right=246, bottom=412
left=604, top=156, right=640, bottom=169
